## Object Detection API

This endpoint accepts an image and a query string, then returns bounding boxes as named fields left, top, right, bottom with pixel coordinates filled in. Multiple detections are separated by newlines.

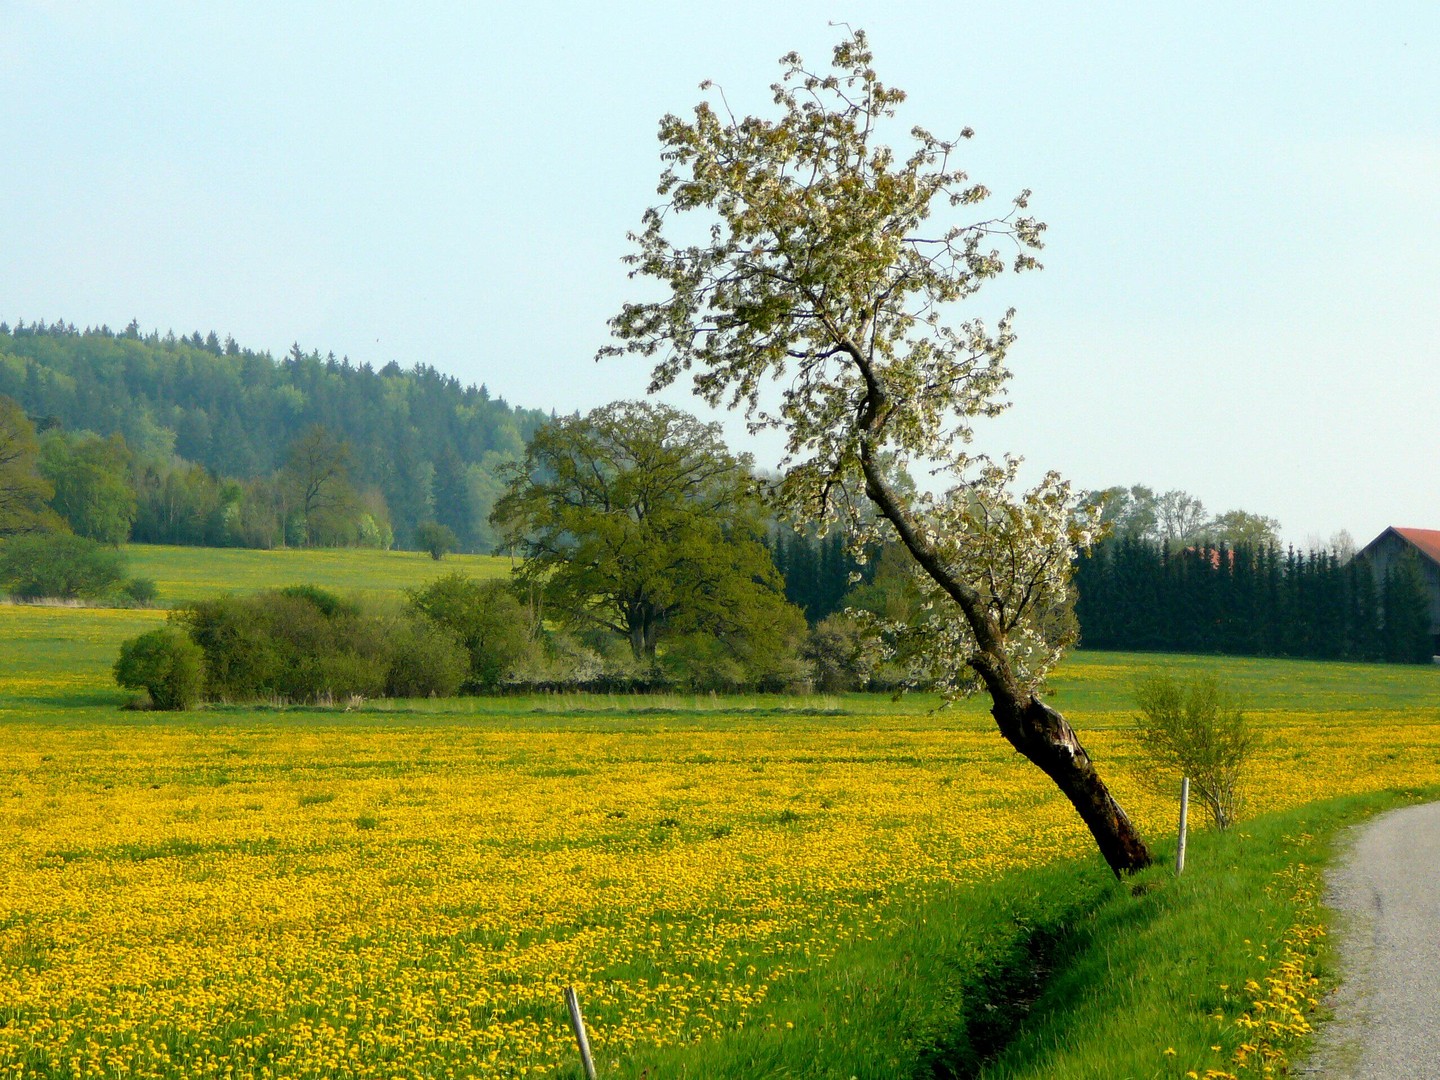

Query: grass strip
left=597, top=787, right=1434, bottom=1079
left=599, top=855, right=1116, bottom=1079
left=976, top=787, right=1436, bottom=1079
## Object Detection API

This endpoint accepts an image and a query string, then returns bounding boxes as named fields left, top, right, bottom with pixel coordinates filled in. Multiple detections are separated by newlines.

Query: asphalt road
left=1298, top=802, right=1440, bottom=1078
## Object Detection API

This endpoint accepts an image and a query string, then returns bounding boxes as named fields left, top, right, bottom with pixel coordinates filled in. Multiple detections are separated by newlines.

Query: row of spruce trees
left=1073, top=538, right=1435, bottom=663
left=768, top=528, right=1436, bottom=666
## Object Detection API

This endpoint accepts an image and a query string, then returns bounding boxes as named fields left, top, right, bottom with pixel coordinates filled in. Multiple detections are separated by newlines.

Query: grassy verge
left=602, top=788, right=1432, bottom=1079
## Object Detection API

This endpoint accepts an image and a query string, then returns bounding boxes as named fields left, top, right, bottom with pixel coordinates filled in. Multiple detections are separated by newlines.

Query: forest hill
left=0, top=319, right=549, bottom=551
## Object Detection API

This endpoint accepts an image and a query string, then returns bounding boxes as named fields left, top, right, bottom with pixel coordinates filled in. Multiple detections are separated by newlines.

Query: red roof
left=1393, top=528, right=1440, bottom=565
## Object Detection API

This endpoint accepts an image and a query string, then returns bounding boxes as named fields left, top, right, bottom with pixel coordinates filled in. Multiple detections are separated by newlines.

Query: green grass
left=122, top=542, right=511, bottom=605
left=602, top=789, right=1429, bottom=1079
left=977, top=788, right=1433, bottom=1080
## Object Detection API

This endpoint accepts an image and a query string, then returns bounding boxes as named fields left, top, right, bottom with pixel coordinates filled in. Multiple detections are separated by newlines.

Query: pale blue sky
left=2, top=2, right=1436, bottom=544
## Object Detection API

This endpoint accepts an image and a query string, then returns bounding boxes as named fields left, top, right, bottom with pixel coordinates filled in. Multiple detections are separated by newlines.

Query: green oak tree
left=492, top=400, right=802, bottom=668
left=0, top=395, right=57, bottom=536
left=602, top=31, right=1150, bottom=873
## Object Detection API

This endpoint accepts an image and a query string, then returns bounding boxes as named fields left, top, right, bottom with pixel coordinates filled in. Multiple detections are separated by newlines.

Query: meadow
left=2, top=550, right=1439, bottom=1078
left=122, top=543, right=511, bottom=606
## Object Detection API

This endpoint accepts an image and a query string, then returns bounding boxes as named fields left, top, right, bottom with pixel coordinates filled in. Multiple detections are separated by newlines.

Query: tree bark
left=626, top=603, right=662, bottom=661
left=990, top=690, right=1152, bottom=877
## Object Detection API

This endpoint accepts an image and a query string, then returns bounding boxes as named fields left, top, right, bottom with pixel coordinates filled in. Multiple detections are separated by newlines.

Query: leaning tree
left=602, top=30, right=1152, bottom=875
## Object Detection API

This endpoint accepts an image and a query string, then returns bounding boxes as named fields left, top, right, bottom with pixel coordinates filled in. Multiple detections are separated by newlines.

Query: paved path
left=1298, top=802, right=1440, bottom=1078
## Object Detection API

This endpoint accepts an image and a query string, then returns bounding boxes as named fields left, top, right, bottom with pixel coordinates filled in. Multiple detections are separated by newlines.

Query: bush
left=384, top=619, right=469, bottom=698
left=416, top=521, right=458, bottom=560
left=173, top=586, right=480, bottom=704
left=1132, top=672, right=1257, bottom=830
left=178, top=596, right=287, bottom=699
left=177, top=588, right=388, bottom=702
left=407, top=574, right=534, bottom=690
left=277, top=584, right=359, bottom=619
left=0, top=533, right=126, bottom=600
left=121, top=577, right=158, bottom=606
left=505, top=629, right=607, bottom=688
left=803, top=613, right=874, bottom=692
left=660, top=634, right=748, bottom=692
left=114, top=628, right=205, bottom=710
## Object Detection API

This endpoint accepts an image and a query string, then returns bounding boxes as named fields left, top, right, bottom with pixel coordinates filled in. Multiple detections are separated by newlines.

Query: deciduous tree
left=0, top=395, right=56, bottom=536
left=603, top=31, right=1150, bottom=873
left=1132, top=672, right=1256, bottom=830
left=39, top=431, right=136, bottom=544
left=1205, top=509, right=1282, bottom=549
left=280, top=424, right=356, bottom=547
left=492, top=400, right=801, bottom=668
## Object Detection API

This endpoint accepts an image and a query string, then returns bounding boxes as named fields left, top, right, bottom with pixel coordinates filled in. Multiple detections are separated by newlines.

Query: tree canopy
left=0, top=395, right=56, bottom=536
left=39, top=430, right=136, bottom=544
left=492, top=400, right=802, bottom=667
left=604, top=30, right=1150, bottom=873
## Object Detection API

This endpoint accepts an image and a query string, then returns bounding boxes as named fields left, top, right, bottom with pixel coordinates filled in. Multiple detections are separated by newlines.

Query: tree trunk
left=626, top=605, right=661, bottom=662
left=991, top=690, right=1152, bottom=877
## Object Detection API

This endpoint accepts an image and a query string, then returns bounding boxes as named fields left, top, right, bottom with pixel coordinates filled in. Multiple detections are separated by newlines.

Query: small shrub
left=0, top=533, right=126, bottom=600
left=803, top=613, right=874, bottom=692
left=1132, top=672, right=1257, bottom=830
left=660, top=634, right=747, bottom=692
left=277, top=584, right=358, bottom=618
left=504, top=629, right=606, bottom=688
left=416, top=521, right=458, bottom=560
left=121, top=577, right=158, bottom=606
left=177, top=596, right=286, bottom=699
left=176, top=585, right=483, bottom=704
left=178, top=589, right=385, bottom=702
left=113, top=628, right=205, bottom=710
left=407, top=574, right=535, bottom=690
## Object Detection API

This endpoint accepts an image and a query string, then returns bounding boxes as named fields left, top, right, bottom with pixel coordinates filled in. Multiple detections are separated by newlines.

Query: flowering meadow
left=2, top=601, right=1439, bottom=1077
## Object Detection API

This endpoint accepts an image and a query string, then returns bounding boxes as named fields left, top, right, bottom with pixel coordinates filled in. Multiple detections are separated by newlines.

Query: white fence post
left=564, top=986, right=598, bottom=1080
left=1176, top=776, right=1190, bottom=876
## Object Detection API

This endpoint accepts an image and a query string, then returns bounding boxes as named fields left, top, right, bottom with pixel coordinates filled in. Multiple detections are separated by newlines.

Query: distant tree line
left=1073, top=485, right=1433, bottom=664
left=0, top=319, right=550, bottom=550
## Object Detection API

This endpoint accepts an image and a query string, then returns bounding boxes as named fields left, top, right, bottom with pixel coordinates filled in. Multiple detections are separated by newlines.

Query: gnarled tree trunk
left=991, top=691, right=1152, bottom=877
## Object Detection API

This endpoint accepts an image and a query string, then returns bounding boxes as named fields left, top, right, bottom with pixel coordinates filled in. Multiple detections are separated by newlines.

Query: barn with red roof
left=1356, top=527, right=1440, bottom=654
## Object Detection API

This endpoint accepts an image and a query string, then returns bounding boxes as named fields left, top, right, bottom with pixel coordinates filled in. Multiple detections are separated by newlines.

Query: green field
left=3, top=544, right=1439, bottom=1078
left=122, top=542, right=511, bottom=605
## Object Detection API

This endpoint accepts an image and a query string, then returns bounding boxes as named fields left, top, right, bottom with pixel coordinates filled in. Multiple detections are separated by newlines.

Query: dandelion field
left=3, top=567, right=1440, bottom=1077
